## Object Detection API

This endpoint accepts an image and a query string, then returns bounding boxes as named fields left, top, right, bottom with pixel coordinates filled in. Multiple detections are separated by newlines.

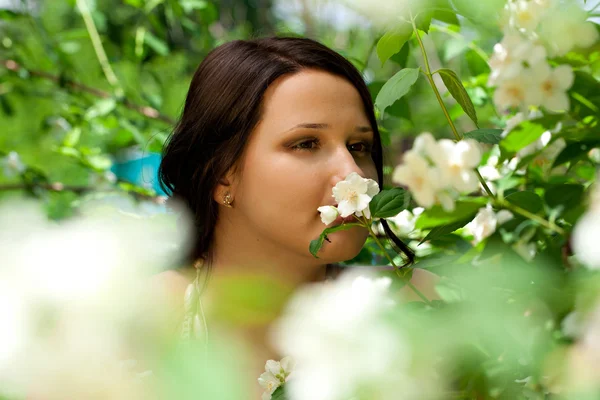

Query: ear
left=213, top=168, right=238, bottom=205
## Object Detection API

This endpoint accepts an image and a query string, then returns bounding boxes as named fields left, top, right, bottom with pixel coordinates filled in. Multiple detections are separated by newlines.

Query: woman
left=150, top=36, right=438, bottom=392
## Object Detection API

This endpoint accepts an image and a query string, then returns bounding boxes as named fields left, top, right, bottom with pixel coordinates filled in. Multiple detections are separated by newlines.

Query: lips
left=332, top=214, right=356, bottom=225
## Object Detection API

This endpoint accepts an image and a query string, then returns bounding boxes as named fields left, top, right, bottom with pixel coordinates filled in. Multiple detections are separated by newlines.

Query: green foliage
left=375, top=67, right=420, bottom=115
left=369, top=187, right=410, bottom=218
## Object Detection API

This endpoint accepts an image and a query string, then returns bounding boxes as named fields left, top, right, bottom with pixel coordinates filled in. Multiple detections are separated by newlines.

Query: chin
left=316, top=225, right=369, bottom=263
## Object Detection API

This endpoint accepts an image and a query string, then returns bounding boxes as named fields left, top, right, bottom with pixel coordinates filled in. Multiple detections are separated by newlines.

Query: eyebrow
left=286, top=123, right=373, bottom=133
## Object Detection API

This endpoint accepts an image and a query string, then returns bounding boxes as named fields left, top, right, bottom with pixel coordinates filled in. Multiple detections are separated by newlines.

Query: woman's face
left=225, top=69, right=378, bottom=263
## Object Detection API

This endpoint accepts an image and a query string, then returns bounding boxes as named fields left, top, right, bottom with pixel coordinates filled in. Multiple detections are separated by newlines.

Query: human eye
left=348, top=141, right=373, bottom=154
left=291, top=138, right=320, bottom=151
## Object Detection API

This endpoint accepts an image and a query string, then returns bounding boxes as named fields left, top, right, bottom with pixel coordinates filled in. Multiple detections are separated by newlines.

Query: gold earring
left=223, top=192, right=233, bottom=208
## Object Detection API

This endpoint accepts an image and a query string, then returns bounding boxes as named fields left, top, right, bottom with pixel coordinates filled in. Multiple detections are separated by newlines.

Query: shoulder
left=146, top=268, right=196, bottom=336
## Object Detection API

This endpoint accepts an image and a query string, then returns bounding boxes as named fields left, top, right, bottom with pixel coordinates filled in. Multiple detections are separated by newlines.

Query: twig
left=0, top=182, right=162, bottom=201
left=76, top=0, right=123, bottom=97
left=2, top=59, right=175, bottom=124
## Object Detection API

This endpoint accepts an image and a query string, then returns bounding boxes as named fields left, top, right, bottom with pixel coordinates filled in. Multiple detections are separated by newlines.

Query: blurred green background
left=0, top=0, right=501, bottom=220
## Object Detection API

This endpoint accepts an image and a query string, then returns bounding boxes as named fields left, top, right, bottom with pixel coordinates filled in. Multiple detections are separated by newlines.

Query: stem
left=500, top=201, right=566, bottom=236
left=475, top=169, right=495, bottom=198
left=362, top=217, right=433, bottom=305
left=411, top=17, right=462, bottom=141
left=429, top=25, right=489, bottom=63
left=76, top=0, right=124, bottom=97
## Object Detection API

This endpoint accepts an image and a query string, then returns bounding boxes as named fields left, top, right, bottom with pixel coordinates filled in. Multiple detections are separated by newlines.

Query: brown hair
left=159, top=36, right=414, bottom=270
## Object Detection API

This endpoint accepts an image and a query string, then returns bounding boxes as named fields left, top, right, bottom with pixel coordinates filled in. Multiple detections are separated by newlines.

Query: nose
left=328, top=145, right=365, bottom=187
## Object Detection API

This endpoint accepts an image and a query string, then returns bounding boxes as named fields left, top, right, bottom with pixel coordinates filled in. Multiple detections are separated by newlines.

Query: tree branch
left=0, top=182, right=162, bottom=201
left=2, top=59, right=176, bottom=125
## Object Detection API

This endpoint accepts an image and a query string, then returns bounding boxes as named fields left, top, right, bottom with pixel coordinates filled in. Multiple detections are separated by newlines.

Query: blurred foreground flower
left=572, top=175, right=600, bottom=269
left=0, top=198, right=192, bottom=399
left=269, top=269, right=434, bottom=400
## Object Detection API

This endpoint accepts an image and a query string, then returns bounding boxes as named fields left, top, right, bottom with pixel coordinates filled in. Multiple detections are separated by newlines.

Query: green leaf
left=375, top=68, right=420, bottom=115
left=85, top=98, right=116, bottom=120
left=553, top=140, right=600, bottom=167
left=544, top=184, right=584, bottom=210
left=271, top=386, right=287, bottom=400
left=435, top=277, right=465, bottom=303
left=376, top=25, right=412, bottom=67
left=368, top=82, right=412, bottom=120
left=419, top=216, right=474, bottom=244
left=310, top=223, right=364, bottom=258
left=370, top=187, right=410, bottom=219
left=437, top=68, right=478, bottom=127
left=63, top=127, right=81, bottom=147
left=500, top=121, right=545, bottom=153
left=416, top=199, right=486, bottom=229
left=390, top=41, right=410, bottom=67
left=144, top=30, right=170, bottom=56
left=463, top=129, right=503, bottom=144
left=505, top=191, right=543, bottom=213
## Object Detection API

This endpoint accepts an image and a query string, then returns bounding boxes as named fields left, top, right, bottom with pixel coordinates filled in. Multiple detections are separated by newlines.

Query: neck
left=208, top=211, right=330, bottom=287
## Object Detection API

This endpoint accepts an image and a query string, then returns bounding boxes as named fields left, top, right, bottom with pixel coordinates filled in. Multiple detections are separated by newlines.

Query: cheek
left=238, top=153, right=322, bottom=219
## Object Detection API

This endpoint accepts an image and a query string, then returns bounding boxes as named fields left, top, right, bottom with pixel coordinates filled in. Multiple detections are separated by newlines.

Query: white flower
left=258, top=356, right=296, bottom=399
left=270, top=269, right=420, bottom=400
left=505, top=0, right=548, bottom=31
left=331, top=172, right=379, bottom=218
left=538, top=3, right=599, bottom=57
left=258, top=371, right=282, bottom=399
left=531, top=63, right=574, bottom=112
left=493, top=72, right=543, bottom=110
left=388, top=208, right=423, bottom=237
left=392, top=151, right=446, bottom=210
left=466, top=205, right=513, bottom=245
left=573, top=210, right=600, bottom=270
left=488, top=34, right=547, bottom=86
left=317, top=206, right=339, bottom=226
left=435, top=139, right=482, bottom=193
left=1, top=151, right=26, bottom=177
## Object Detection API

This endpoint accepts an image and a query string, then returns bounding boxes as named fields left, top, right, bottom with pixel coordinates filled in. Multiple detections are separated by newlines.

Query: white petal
left=553, top=65, right=574, bottom=90
left=355, top=193, right=372, bottom=213
left=411, top=183, right=437, bottom=209
left=280, top=356, right=296, bottom=374
left=437, top=191, right=456, bottom=212
left=366, top=179, right=380, bottom=197
left=332, top=181, right=351, bottom=203
left=317, top=206, right=339, bottom=225
left=392, top=165, right=411, bottom=185
left=265, top=359, right=281, bottom=376
left=543, top=91, right=570, bottom=112
left=337, top=200, right=355, bottom=218
left=258, top=371, right=280, bottom=391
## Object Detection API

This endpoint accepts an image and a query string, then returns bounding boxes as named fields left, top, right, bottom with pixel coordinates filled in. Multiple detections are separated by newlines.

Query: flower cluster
left=317, top=172, right=380, bottom=225
left=490, top=0, right=598, bottom=111
left=258, top=357, right=295, bottom=400
left=392, top=133, right=482, bottom=211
